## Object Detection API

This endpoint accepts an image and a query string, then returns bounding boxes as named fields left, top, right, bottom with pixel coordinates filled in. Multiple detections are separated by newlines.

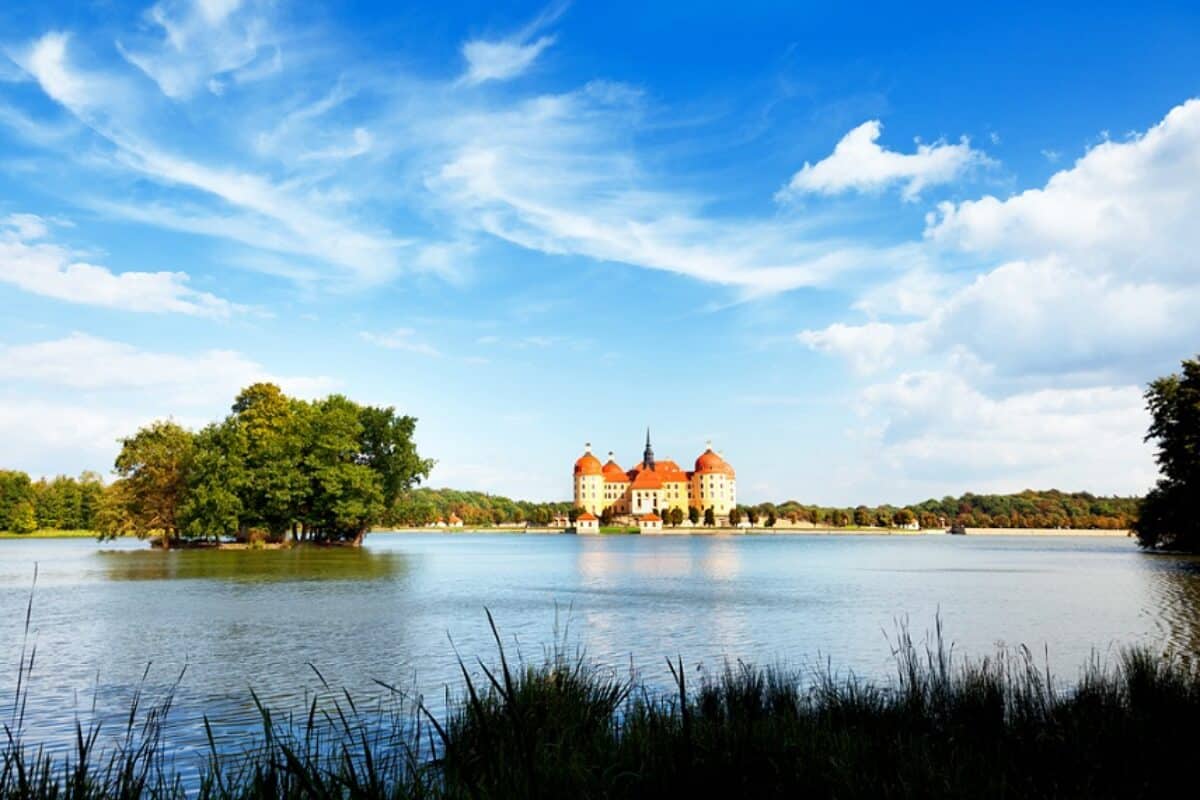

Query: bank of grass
left=0, top=528, right=99, bottom=539
left=4, top=612, right=1199, bottom=800
left=598, top=525, right=638, bottom=534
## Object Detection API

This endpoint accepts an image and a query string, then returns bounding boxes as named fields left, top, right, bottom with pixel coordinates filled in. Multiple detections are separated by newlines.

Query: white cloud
left=359, top=329, right=441, bottom=357
left=15, top=32, right=406, bottom=285
left=117, top=0, right=278, bottom=100
left=797, top=321, right=925, bottom=375
left=459, top=4, right=565, bottom=85
left=856, top=371, right=1155, bottom=496
left=0, top=332, right=335, bottom=477
left=425, top=85, right=911, bottom=294
left=926, top=98, right=1200, bottom=283
left=797, top=99, right=1200, bottom=496
left=0, top=213, right=237, bottom=316
left=0, top=333, right=335, bottom=400
left=461, top=35, right=555, bottom=86
left=779, top=120, right=989, bottom=202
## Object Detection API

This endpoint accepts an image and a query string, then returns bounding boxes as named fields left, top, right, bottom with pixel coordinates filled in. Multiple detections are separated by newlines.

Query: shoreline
left=1, top=527, right=1133, bottom=541
left=377, top=526, right=1132, bottom=538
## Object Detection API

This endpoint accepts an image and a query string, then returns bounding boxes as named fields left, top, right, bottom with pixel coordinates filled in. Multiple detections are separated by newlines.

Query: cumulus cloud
left=926, top=99, right=1200, bottom=284
left=798, top=99, right=1200, bottom=496
left=856, top=370, right=1155, bottom=495
left=779, top=120, right=989, bottom=201
left=0, top=213, right=237, bottom=316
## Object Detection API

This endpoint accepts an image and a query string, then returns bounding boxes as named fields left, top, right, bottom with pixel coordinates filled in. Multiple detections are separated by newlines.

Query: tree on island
left=1134, top=356, right=1200, bottom=551
left=100, top=383, right=432, bottom=547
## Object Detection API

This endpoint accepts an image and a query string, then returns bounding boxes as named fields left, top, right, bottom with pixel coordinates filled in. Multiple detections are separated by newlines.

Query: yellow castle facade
left=572, top=431, right=736, bottom=519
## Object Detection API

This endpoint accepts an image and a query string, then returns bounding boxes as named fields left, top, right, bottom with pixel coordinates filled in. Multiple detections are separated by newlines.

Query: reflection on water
left=1144, top=553, right=1200, bottom=660
left=96, top=546, right=408, bottom=582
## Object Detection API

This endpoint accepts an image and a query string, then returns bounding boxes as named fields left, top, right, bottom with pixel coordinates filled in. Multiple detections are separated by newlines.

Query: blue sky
left=1, top=0, right=1198, bottom=504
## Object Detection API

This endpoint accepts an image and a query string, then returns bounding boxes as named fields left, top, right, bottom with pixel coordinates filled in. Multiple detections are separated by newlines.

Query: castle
left=572, top=431, right=736, bottom=521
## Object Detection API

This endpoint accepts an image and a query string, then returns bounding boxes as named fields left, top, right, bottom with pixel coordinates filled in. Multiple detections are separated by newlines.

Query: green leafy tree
left=9, top=500, right=37, bottom=533
left=729, top=506, right=742, bottom=526
left=106, top=420, right=195, bottom=546
left=0, top=470, right=35, bottom=532
left=895, top=508, right=916, bottom=527
left=669, top=507, right=684, bottom=527
left=301, top=395, right=384, bottom=544
left=746, top=507, right=759, bottom=526
left=358, top=406, right=434, bottom=508
left=1135, top=356, right=1200, bottom=550
left=599, top=506, right=614, bottom=526
left=765, top=510, right=777, bottom=527
left=853, top=506, right=871, bottom=526
left=230, top=383, right=307, bottom=538
left=688, top=506, right=700, bottom=525
left=178, top=423, right=246, bottom=542
left=704, top=507, right=715, bottom=526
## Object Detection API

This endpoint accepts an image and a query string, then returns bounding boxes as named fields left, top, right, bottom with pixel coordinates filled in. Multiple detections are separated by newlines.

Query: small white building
left=575, top=512, right=599, bottom=533
left=448, top=513, right=464, bottom=528
left=637, top=513, right=663, bottom=534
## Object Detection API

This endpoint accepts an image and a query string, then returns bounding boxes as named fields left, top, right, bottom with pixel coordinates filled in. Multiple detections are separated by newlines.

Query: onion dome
left=602, top=453, right=628, bottom=482
left=694, top=442, right=735, bottom=477
left=574, top=443, right=603, bottom=476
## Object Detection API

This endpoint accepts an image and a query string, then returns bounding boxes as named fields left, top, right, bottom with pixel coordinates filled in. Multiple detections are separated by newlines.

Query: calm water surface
left=2, top=532, right=1200, bottom=757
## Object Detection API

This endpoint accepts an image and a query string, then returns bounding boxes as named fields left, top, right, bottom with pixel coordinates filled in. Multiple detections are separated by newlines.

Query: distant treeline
left=0, top=470, right=107, bottom=533
left=386, top=488, right=573, bottom=527
left=760, top=490, right=1138, bottom=530
left=385, top=488, right=1137, bottom=530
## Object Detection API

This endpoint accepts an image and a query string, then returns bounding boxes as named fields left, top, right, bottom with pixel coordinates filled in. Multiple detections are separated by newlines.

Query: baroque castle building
left=572, top=431, right=736, bottom=519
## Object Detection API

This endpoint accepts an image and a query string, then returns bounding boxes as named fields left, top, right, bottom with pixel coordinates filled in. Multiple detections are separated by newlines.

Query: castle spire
left=643, top=427, right=655, bottom=469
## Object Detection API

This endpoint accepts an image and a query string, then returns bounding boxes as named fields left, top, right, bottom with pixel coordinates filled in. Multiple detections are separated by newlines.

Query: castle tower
left=642, top=428, right=655, bottom=470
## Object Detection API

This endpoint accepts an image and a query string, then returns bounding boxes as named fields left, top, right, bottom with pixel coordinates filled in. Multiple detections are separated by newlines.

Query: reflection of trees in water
left=97, top=547, right=408, bottom=582
left=1146, top=554, right=1200, bottom=663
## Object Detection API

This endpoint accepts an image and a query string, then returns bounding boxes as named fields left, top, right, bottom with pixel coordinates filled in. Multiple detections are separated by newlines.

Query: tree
left=765, top=510, right=777, bottom=528
left=1135, top=356, right=1200, bottom=550
left=853, top=506, right=871, bottom=526
left=599, top=506, right=614, bottom=526
left=230, top=383, right=306, bottom=538
left=358, top=405, right=434, bottom=508
left=301, top=395, right=383, bottom=544
left=669, top=506, right=684, bottom=527
left=107, top=420, right=195, bottom=546
left=729, top=507, right=742, bottom=526
left=894, top=508, right=916, bottom=527
left=177, top=423, right=245, bottom=542
left=688, top=506, right=700, bottom=525
left=0, top=470, right=35, bottom=532
left=746, top=507, right=759, bottom=526
left=8, top=500, right=37, bottom=534
left=704, top=507, right=715, bottom=526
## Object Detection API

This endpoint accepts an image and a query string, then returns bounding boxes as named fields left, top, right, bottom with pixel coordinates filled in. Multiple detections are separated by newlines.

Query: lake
left=2, top=532, right=1200, bottom=758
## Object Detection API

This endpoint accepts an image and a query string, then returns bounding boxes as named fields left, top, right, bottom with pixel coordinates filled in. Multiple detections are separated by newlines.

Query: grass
left=0, top=528, right=100, bottom=539
left=598, top=526, right=638, bottom=534
left=4, top=610, right=1199, bottom=799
